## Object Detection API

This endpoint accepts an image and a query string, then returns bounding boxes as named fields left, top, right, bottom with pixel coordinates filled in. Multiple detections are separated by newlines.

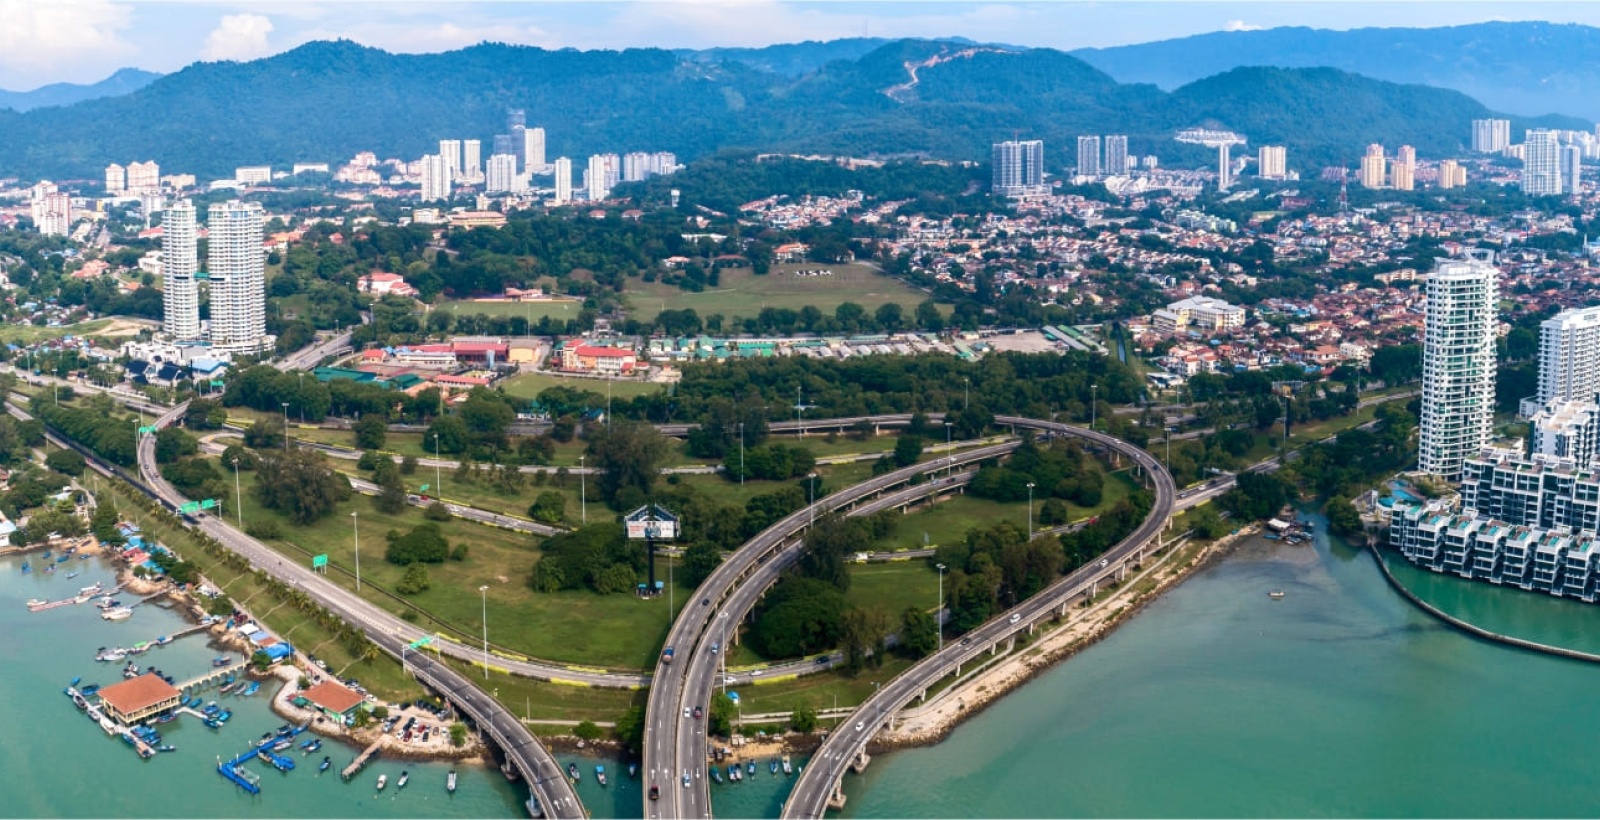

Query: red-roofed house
left=451, top=339, right=509, bottom=363
left=98, top=673, right=181, bottom=726
left=298, top=680, right=365, bottom=725
left=559, top=342, right=637, bottom=375
left=358, top=272, right=419, bottom=298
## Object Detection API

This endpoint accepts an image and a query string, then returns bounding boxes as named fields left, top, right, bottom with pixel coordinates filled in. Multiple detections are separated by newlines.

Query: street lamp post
left=1091, top=384, right=1098, bottom=431
left=807, top=473, right=818, bottom=527
left=963, top=377, right=969, bottom=411
left=433, top=433, right=441, bottom=498
left=945, top=421, right=954, bottom=477
left=738, top=422, right=745, bottom=487
left=1026, top=482, right=1035, bottom=538
left=936, top=563, right=947, bottom=653
left=578, top=455, right=587, bottom=525
left=351, top=511, right=361, bottom=592
left=281, top=402, right=290, bottom=451
left=479, top=585, right=491, bottom=681
left=232, top=457, right=243, bottom=531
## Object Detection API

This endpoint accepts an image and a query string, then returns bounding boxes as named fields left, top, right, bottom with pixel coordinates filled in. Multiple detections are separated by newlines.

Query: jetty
left=341, top=737, right=384, bottom=781
left=28, top=582, right=123, bottom=613
left=176, top=659, right=250, bottom=696
left=216, top=724, right=308, bottom=794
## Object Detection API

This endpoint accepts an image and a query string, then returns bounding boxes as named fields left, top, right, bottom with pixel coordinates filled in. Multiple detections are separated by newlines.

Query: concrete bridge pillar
left=919, top=688, right=928, bottom=703
left=990, top=641, right=999, bottom=656
left=1027, top=621, right=1035, bottom=635
left=1059, top=601, right=1068, bottom=618
left=1089, top=580, right=1097, bottom=598
left=1117, top=562, right=1127, bottom=583
left=1007, top=636, right=1015, bottom=652
left=828, top=784, right=848, bottom=811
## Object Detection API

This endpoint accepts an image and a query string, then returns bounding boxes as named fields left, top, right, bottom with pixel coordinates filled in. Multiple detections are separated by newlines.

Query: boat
left=95, top=647, right=126, bottom=662
left=158, top=744, right=176, bottom=752
left=709, top=766, right=723, bottom=784
left=1268, top=589, right=1287, bottom=600
left=629, top=763, right=637, bottom=779
left=71, top=692, right=87, bottom=710
left=79, top=583, right=103, bottom=596
left=64, top=571, right=78, bottom=579
left=57, top=555, right=69, bottom=563
left=375, top=774, right=387, bottom=791
left=567, top=763, right=580, bottom=782
left=782, top=755, right=792, bottom=775
left=447, top=771, right=457, bottom=793
left=596, top=765, right=607, bottom=787
left=217, top=709, right=232, bottom=723
left=302, top=739, right=321, bottom=754
left=241, top=681, right=260, bottom=696
left=319, top=757, right=331, bottom=773
left=21, top=562, right=29, bottom=573
left=155, top=635, right=170, bottom=646
left=272, top=739, right=293, bottom=752
left=746, top=761, right=756, bottom=776
left=69, top=675, right=80, bottom=686
left=80, top=684, right=99, bottom=695
left=211, top=656, right=230, bottom=667
left=43, top=564, right=54, bottom=574
left=770, top=759, right=779, bottom=775
left=101, top=607, right=133, bottom=622
left=397, top=771, right=409, bottom=789
left=25, top=599, right=45, bottom=608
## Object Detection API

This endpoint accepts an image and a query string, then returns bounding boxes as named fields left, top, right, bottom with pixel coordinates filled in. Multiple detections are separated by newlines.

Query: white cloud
left=202, top=13, right=275, bottom=62
left=1224, top=19, right=1264, bottom=32
left=0, top=0, right=132, bottom=78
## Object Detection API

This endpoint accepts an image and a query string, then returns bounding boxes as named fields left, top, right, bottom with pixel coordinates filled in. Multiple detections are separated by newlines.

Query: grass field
left=499, top=371, right=663, bottom=401
left=627, top=264, right=927, bottom=322
left=205, top=462, right=690, bottom=669
left=430, top=299, right=584, bottom=322
left=732, top=655, right=917, bottom=719
left=0, top=318, right=115, bottom=344
left=843, top=561, right=938, bottom=621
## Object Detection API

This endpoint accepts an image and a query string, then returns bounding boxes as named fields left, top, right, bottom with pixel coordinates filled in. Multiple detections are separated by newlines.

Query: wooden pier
left=176, top=659, right=250, bottom=695
left=341, top=737, right=383, bottom=781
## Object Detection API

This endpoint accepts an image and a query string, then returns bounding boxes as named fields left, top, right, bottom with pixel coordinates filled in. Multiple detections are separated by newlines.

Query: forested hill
left=0, top=37, right=1581, bottom=180
left=1072, top=21, right=1600, bottom=120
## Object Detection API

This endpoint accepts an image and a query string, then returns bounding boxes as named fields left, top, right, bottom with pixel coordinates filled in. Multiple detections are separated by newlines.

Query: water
left=0, top=553, right=524, bottom=818
left=842, top=518, right=1600, bottom=817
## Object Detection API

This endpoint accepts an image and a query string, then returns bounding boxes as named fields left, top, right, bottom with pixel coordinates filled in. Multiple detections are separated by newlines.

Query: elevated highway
left=782, top=418, right=1176, bottom=818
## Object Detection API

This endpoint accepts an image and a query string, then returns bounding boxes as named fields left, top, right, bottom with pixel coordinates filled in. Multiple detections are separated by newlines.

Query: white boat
left=101, top=607, right=133, bottom=621
left=447, top=771, right=457, bottom=793
left=25, top=598, right=44, bottom=608
left=376, top=774, right=387, bottom=791
left=397, top=771, right=409, bottom=789
left=1268, top=589, right=1286, bottom=600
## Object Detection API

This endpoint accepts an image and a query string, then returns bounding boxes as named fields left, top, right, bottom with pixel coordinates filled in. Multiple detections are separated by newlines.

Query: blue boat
left=595, top=765, right=607, bottom=787
left=41, top=551, right=50, bottom=559
left=240, top=681, right=260, bottom=696
left=709, top=766, right=722, bottom=784
left=746, top=761, right=756, bottom=776
left=770, top=759, right=779, bottom=775
left=319, top=757, right=331, bottom=773
left=217, top=709, right=232, bottom=722
left=69, top=676, right=81, bottom=686
left=56, top=555, right=69, bottom=563
left=20, top=563, right=29, bottom=573
left=81, top=684, right=99, bottom=695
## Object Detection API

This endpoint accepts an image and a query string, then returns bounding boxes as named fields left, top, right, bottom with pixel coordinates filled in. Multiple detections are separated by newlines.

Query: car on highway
left=1009, top=613, right=1021, bottom=624
left=710, top=642, right=720, bottom=654
left=749, top=670, right=762, bottom=677
left=683, top=706, right=691, bottom=718
left=815, top=656, right=829, bottom=665
left=682, top=771, right=691, bottom=788
left=1099, top=559, right=1109, bottom=567
left=649, top=783, right=659, bottom=801
left=855, top=721, right=864, bottom=731
left=692, top=706, right=703, bottom=720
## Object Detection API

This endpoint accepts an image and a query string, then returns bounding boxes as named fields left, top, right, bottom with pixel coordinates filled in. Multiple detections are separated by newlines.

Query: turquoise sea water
left=842, top=520, right=1600, bottom=818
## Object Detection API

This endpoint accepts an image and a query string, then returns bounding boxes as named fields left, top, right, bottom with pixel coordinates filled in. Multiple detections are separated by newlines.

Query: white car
left=683, top=707, right=691, bottom=718
left=855, top=721, right=864, bottom=732
left=1009, top=613, right=1021, bottom=625
left=1099, top=559, right=1109, bottom=567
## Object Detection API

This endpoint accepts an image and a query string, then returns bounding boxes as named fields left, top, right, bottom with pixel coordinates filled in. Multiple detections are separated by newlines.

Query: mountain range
left=0, top=37, right=1583, bottom=182
left=0, top=68, right=162, bottom=113
left=1072, top=21, right=1600, bottom=121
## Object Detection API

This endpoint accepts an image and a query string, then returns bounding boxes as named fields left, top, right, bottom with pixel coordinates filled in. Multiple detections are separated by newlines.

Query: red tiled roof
left=98, top=673, right=179, bottom=714
left=301, top=680, right=364, bottom=714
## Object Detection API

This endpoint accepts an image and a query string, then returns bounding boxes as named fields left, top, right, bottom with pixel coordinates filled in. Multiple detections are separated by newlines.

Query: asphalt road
left=781, top=417, right=1176, bottom=819
left=644, top=444, right=1017, bottom=820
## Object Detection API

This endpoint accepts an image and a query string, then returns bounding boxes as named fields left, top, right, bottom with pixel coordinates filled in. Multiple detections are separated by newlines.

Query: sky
left=9, top=0, right=1600, bottom=90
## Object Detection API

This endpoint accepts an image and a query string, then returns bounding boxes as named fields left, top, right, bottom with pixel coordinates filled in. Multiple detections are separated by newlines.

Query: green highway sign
left=178, top=501, right=199, bottom=514
left=408, top=635, right=435, bottom=650
left=138, top=426, right=156, bottom=435
left=200, top=499, right=218, bottom=510
left=312, top=554, right=328, bottom=568
left=419, top=484, right=430, bottom=492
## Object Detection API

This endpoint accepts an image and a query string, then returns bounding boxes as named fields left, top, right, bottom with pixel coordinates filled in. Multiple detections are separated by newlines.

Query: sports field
left=628, top=263, right=928, bottom=321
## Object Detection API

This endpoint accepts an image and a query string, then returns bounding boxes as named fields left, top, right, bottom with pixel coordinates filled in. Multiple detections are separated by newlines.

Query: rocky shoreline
left=871, top=524, right=1260, bottom=752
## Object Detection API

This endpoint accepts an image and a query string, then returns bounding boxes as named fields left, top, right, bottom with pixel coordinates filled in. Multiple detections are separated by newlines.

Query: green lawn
left=627, top=263, right=927, bottom=322
left=0, top=317, right=115, bottom=344
left=732, top=655, right=918, bottom=719
left=440, top=657, right=648, bottom=722
left=431, top=298, right=584, bottom=322
left=500, top=371, right=663, bottom=401
left=205, top=462, right=691, bottom=669
left=843, top=561, right=939, bottom=620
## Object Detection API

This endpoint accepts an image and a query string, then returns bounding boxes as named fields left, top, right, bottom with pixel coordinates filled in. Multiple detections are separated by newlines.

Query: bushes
left=726, top=443, right=816, bottom=482
left=396, top=563, right=431, bottom=594
left=527, top=522, right=642, bottom=595
left=385, top=523, right=450, bottom=565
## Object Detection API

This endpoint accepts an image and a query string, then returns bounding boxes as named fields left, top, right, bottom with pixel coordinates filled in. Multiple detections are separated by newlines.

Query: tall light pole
left=578, top=455, right=587, bottom=525
left=479, top=585, right=490, bottom=680
left=1026, top=482, right=1036, bottom=538
left=807, top=472, right=818, bottom=527
left=433, top=433, right=441, bottom=498
left=963, top=377, right=969, bottom=411
left=1090, top=384, right=1098, bottom=431
left=936, top=563, right=947, bottom=653
left=737, top=422, right=745, bottom=486
left=945, top=421, right=954, bottom=477
left=795, top=385, right=803, bottom=439
left=232, top=457, right=243, bottom=531
left=281, top=402, right=290, bottom=451
left=351, top=511, right=361, bottom=592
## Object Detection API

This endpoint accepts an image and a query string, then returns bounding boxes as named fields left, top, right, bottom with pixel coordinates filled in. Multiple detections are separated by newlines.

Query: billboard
left=624, top=504, right=679, bottom=540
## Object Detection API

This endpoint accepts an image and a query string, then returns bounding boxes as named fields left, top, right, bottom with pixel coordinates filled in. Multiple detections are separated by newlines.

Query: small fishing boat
left=56, top=554, right=69, bottom=563
left=26, top=598, right=45, bottom=608
left=211, top=656, right=230, bottom=667
left=80, top=684, right=99, bottom=696
left=241, top=681, right=261, bottom=696
left=101, top=607, right=133, bottom=621
left=447, top=770, right=457, bottom=793
left=69, top=675, right=80, bottom=686
left=397, top=771, right=409, bottom=789
left=64, top=571, right=78, bottom=579
left=41, top=550, right=51, bottom=559
left=272, top=739, right=293, bottom=752
left=567, top=763, right=580, bottom=782
left=746, top=761, right=756, bottom=776
left=303, top=739, right=321, bottom=754
left=782, top=755, right=792, bottom=775
left=80, top=583, right=103, bottom=596
left=158, top=744, right=176, bottom=752
left=728, top=764, right=740, bottom=782
left=770, top=759, right=779, bottom=775
left=709, top=766, right=723, bottom=784
left=629, top=763, right=638, bottom=779
left=375, top=774, right=387, bottom=791
left=1268, top=589, right=1286, bottom=600
left=319, top=757, right=331, bottom=773
left=217, top=709, right=232, bottom=723
left=21, top=562, right=30, bottom=573
left=43, top=564, right=55, bottom=574
left=595, top=765, right=607, bottom=787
